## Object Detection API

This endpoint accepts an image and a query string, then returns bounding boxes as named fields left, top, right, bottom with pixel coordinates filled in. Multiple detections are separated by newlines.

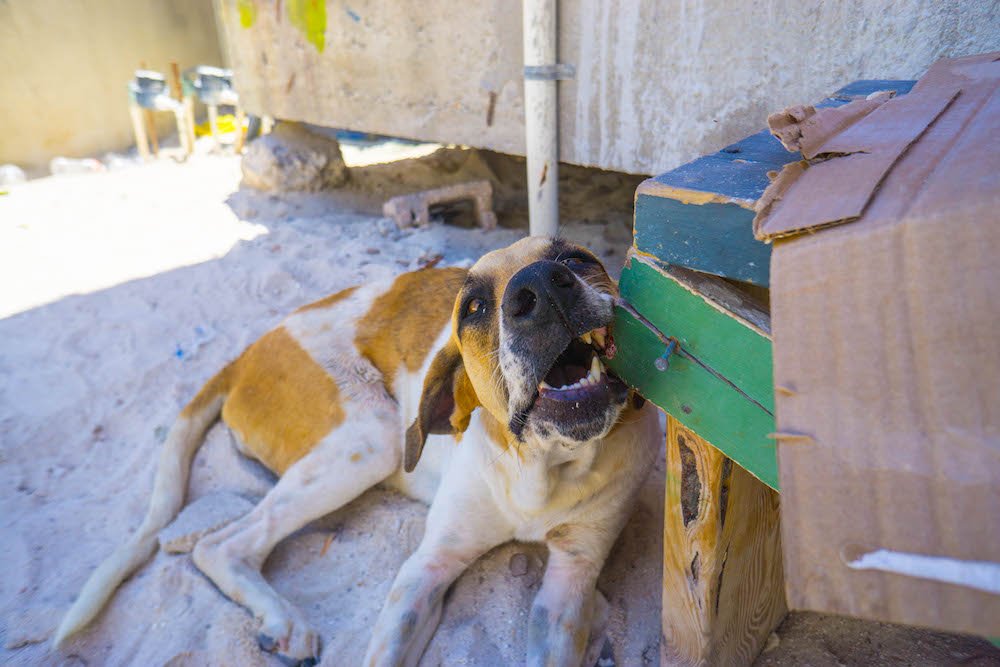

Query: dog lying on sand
left=56, top=236, right=660, bottom=666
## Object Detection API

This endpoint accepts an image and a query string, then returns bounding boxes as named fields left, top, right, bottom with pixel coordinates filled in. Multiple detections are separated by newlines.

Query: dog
left=55, top=236, right=661, bottom=666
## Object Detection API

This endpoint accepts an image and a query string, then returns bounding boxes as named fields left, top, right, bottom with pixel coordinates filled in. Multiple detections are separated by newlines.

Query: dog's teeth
left=589, top=356, right=601, bottom=380
left=580, top=332, right=593, bottom=345
left=593, top=329, right=606, bottom=349
left=578, top=377, right=590, bottom=387
left=540, top=380, right=553, bottom=390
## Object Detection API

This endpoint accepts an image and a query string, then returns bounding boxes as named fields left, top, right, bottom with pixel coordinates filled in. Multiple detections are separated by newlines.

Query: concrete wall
left=0, top=0, right=224, bottom=172
left=216, top=0, right=999, bottom=175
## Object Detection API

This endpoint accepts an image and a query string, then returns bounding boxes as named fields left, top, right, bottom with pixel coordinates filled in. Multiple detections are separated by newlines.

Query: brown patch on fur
left=180, top=362, right=235, bottom=418
left=294, top=285, right=359, bottom=314
left=545, top=524, right=571, bottom=542
left=349, top=452, right=362, bottom=463
left=221, top=326, right=345, bottom=474
left=405, top=338, right=482, bottom=471
left=450, top=367, right=480, bottom=434
left=355, top=267, right=467, bottom=396
left=545, top=523, right=587, bottom=558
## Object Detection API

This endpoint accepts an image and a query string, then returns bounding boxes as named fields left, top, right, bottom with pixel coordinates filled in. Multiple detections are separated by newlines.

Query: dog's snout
left=502, top=261, right=580, bottom=327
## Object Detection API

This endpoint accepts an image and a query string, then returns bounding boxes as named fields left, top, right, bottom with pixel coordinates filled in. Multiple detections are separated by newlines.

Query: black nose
left=502, top=260, right=580, bottom=329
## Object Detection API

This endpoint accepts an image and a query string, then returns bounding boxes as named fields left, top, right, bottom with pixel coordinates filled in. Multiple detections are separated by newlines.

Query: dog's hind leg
left=193, top=411, right=400, bottom=665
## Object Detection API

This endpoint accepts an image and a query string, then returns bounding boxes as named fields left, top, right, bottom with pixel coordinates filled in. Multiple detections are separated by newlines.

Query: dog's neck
left=477, top=410, right=621, bottom=514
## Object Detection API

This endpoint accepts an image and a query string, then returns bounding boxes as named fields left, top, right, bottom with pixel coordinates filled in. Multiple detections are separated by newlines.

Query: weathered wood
left=128, top=102, right=151, bottom=161
left=662, top=416, right=786, bottom=666
left=608, top=251, right=778, bottom=489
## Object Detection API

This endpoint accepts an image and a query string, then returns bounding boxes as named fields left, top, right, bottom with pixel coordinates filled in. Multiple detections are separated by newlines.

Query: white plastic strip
left=848, top=549, right=1000, bottom=595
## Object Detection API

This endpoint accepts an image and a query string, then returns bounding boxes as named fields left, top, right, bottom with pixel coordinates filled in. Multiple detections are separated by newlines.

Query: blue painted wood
left=633, top=79, right=916, bottom=286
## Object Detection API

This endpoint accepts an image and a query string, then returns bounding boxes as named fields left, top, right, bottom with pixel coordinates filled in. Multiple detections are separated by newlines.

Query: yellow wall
left=0, top=0, right=224, bottom=172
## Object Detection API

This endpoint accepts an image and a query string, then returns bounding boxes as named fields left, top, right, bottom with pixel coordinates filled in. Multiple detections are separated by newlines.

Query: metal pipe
left=523, top=0, right=559, bottom=237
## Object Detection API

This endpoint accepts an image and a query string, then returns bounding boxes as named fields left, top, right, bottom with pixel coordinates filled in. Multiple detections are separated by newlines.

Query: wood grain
left=661, top=416, right=786, bottom=666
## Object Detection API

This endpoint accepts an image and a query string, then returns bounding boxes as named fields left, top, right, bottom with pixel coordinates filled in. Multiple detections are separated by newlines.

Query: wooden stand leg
left=234, top=105, right=247, bottom=153
left=143, top=108, right=159, bottom=157
left=662, top=416, right=787, bottom=666
left=129, top=102, right=151, bottom=161
left=207, top=104, right=220, bottom=147
left=184, top=96, right=197, bottom=152
left=173, top=108, right=191, bottom=158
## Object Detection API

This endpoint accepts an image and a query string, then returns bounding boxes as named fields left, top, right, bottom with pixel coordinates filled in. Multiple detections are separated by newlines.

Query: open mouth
left=535, top=327, right=622, bottom=403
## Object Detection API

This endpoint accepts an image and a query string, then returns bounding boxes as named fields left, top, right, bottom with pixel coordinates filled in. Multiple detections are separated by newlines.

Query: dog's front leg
left=364, top=474, right=510, bottom=667
left=527, top=541, right=607, bottom=667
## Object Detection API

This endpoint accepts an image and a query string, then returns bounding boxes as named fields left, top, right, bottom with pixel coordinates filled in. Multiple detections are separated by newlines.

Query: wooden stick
left=207, top=104, right=220, bottom=146
left=129, top=102, right=151, bottom=161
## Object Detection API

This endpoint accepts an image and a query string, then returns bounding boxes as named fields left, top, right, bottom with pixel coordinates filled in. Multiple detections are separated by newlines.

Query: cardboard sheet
left=769, top=52, right=1000, bottom=637
left=754, top=85, right=959, bottom=241
left=766, top=90, right=895, bottom=159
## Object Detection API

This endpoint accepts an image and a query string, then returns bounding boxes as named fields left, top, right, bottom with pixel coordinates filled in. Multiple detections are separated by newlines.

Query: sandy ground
left=2, top=145, right=998, bottom=666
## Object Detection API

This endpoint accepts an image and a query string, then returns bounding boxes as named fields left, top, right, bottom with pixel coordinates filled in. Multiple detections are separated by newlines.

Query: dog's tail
left=54, top=364, right=235, bottom=647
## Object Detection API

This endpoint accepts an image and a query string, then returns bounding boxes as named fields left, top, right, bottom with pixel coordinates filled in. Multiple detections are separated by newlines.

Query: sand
left=2, top=144, right=997, bottom=666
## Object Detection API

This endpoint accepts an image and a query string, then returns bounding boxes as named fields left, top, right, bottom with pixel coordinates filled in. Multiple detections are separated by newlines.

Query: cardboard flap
left=754, top=86, right=958, bottom=241
left=766, top=91, right=894, bottom=159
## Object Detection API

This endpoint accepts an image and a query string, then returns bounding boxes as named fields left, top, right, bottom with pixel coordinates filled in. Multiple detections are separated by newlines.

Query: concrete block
left=241, top=121, right=348, bottom=192
left=382, top=180, right=497, bottom=230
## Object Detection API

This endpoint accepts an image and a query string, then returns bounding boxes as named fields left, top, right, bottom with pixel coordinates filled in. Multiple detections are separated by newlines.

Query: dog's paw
left=257, top=610, right=320, bottom=666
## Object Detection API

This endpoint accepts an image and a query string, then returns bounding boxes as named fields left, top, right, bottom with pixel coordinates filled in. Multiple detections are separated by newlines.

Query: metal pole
left=523, top=0, right=559, bottom=237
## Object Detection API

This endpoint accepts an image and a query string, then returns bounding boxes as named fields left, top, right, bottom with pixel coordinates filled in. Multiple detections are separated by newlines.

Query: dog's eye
left=463, top=297, right=486, bottom=319
left=561, top=256, right=589, bottom=270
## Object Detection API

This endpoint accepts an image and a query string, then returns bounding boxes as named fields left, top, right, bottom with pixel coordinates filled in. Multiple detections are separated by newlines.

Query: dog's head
left=405, top=237, right=630, bottom=471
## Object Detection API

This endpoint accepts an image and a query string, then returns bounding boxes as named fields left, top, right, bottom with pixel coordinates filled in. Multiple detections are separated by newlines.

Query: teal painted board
left=633, top=79, right=916, bottom=286
left=634, top=195, right=768, bottom=285
left=608, top=254, right=778, bottom=489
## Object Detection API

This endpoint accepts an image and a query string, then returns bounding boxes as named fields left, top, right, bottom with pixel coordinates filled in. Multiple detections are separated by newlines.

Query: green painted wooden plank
left=620, top=255, right=774, bottom=410
left=608, top=254, right=777, bottom=489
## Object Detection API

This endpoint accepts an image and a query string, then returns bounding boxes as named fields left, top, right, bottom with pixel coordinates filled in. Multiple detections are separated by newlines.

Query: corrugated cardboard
left=762, top=52, right=1000, bottom=637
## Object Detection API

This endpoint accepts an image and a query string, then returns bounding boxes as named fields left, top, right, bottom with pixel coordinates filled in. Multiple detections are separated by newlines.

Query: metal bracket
left=524, top=64, right=576, bottom=81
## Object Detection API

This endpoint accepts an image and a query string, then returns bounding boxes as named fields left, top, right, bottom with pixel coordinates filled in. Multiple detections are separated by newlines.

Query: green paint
left=287, top=0, right=326, bottom=53
left=989, top=637, right=1000, bottom=649
left=607, top=258, right=778, bottom=489
left=237, top=0, right=257, bottom=28
left=635, top=194, right=771, bottom=286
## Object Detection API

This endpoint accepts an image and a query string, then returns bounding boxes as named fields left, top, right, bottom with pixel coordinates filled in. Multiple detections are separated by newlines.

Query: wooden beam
left=662, top=416, right=786, bottom=666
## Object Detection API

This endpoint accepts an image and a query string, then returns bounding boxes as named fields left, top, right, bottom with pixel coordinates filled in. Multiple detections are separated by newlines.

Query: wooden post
left=129, top=102, right=151, bottom=161
left=207, top=104, right=220, bottom=146
left=169, top=62, right=192, bottom=157
left=661, top=416, right=786, bottom=666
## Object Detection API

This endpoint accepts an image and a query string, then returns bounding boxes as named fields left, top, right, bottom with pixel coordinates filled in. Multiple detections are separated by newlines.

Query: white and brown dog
left=55, top=236, right=660, bottom=666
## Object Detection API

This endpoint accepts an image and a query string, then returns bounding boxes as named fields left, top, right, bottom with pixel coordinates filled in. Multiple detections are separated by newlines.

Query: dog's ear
left=404, top=339, right=479, bottom=472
